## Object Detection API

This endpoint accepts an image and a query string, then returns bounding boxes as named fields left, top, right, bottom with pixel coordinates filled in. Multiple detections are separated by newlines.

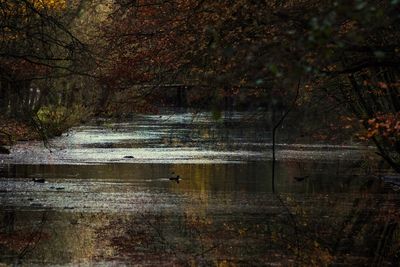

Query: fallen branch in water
left=271, top=79, right=301, bottom=193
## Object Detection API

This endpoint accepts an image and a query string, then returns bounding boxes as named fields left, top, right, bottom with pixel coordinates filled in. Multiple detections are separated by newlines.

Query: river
left=0, top=112, right=399, bottom=266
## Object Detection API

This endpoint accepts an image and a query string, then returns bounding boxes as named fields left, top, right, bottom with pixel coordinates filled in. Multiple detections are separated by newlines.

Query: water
left=0, top=112, right=399, bottom=266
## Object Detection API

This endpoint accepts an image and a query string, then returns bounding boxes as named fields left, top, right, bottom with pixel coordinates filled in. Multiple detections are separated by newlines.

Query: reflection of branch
left=372, top=220, right=397, bottom=266
left=272, top=79, right=301, bottom=193
left=196, top=243, right=220, bottom=258
left=17, top=212, right=47, bottom=264
left=331, top=191, right=390, bottom=261
left=140, top=213, right=220, bottom=263
left=275, top=194, right=301, bottom=262
left=140, top=213, right=185, bottom=262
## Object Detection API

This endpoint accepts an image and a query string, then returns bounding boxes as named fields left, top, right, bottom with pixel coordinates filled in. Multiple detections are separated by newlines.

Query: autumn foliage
left=0, top=0, right=95, bottom=143
left=366, top=113, right=400, bottom=144
left=0, top=0, right=399, bottom=170
left=98, top=0, right=400, bottom=170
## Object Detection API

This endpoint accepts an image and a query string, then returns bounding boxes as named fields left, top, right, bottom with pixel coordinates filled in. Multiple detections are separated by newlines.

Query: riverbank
left=0, top=116, right=40, bottom=154
left=0, top=104, right=92, bottom=154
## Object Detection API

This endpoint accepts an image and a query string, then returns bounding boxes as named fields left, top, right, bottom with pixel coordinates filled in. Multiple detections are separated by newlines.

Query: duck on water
left=169, top=175, right=181, bottom=183
left=32, top=178, right=46, bottom=183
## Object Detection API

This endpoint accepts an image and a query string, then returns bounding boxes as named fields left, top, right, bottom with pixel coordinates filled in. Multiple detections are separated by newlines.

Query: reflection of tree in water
left=96, top=179, right=400, bottom=266
left=0, top=210, right=47, bottom=265
left=331, top=179, right=400, bottom=265
left=274, top=179, right=400, bottom=266
left=1, top=211, right=105, bottom=265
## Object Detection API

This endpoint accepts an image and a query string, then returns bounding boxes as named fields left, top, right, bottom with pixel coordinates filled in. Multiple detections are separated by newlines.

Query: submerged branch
left=272, top=79, right=301, bottom=193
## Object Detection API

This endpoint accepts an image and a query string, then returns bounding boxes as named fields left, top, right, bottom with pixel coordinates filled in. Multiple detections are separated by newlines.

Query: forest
left=0, top=0, right=400, bottom=266
left=1, top=0, right=399, bottom=171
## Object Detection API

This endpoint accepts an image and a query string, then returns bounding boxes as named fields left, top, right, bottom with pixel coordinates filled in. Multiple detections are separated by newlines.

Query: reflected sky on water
left=1, top=112, right=372, bottom=164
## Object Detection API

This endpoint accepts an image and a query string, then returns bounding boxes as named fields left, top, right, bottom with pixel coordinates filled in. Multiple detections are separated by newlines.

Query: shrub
left=36, top=104, right=92, bottom=136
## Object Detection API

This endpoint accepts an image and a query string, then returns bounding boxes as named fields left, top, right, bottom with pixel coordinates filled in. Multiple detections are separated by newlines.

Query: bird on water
left=169, top=175, right=180, bottom=183
left=32, top=178, right=46, bottom=183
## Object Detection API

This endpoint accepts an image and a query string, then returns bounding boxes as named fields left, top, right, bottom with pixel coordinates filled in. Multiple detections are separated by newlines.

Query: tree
left=99, top=1, right=297, bottom=112
left=100, top=0, right=399, bottom=171
left=293, top=0, right=400, bottom=171
left=0, top=0, right=98, bottom=140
